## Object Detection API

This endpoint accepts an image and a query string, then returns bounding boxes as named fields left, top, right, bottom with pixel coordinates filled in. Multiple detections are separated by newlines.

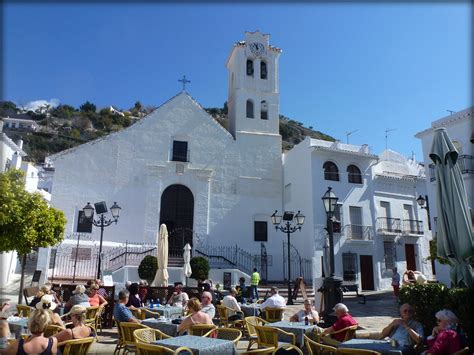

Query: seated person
left=54, top=306, right=91, bottom=343
left=260, top=286, right=286, bottom=311
left=88, top=283, right=108, bottom=308
left=36, top=295, right=64, bottom=328
left=321, top=303, right=357, bottom=342
left=1, top=309, right=58, bottom=355
left=113, top=290, right=140, bottom=324
left=177, top=298, right=213, bottom=334
left=290, top=299, right=319, bottom=323
left=125, top=283, right=142, bottom=308
left=201, top=292, right=216, bottom=319
left=66, top=285, right=90, bottom=311
left=380, top=303, right=424, bottom=351
left=425, top=309, right=461, bottom=355
left=222, top=288, right=243, bottom=321
left=138, top=281, right=148, bottom=303
left=167, top=284, right=189, bottom=308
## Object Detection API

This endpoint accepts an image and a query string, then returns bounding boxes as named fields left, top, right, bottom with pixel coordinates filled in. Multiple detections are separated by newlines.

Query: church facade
left=47, top=31, right=287, bottom=280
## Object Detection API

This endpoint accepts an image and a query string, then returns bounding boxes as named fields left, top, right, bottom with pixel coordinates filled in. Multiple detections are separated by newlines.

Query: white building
left=2, top=117, right=40, bottom=131
left=415, top=107, right=473, bottom=286
left=283, top=138, right=433, bottom=291
left=46, top=31, right=285, bottom=281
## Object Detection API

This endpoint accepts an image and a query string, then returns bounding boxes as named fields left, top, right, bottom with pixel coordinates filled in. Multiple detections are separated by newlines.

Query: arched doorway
left=159, top=184, right=194, bottom=257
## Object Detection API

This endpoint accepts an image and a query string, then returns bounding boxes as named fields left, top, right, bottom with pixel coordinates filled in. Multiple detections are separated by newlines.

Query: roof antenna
left=385, top=128, right=396, bottom=150
left=345, top=129, right=359, bottom=144
left=446, top=110, right=456, bottom=115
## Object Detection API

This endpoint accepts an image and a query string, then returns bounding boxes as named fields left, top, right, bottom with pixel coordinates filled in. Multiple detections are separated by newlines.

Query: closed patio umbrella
left=430, top=128, right=474, bottom=287
left=183, top=243, right=192, bottom=285
left=152, top=224, right=169, bottom=287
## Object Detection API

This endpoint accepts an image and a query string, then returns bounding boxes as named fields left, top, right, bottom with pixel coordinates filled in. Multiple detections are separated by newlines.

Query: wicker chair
left=134, top=327, right=171, bottom=344
left=453, top=347, right=471, bottom=355
left=262, top=308, right=284, bottom=323
left=255, top=325, right=296, bottom=349
left=272, top=344, right=304, bottom=354
left=216, top=304, right=244, bottom=328
left=142, top=309, right=164, bottom=320
left=203, top=327, right=242, bottom=345
left=188, top=324, right=217, bottom=336
left=240, top=348, right=275, bottom=355
left=136, top=342, right=193, bottom=355
left=304, top=334, right=337, bottom=355
left=337, top=349, right=381, bottom=354
left=84, top=306, right=101, bottom=340
left=43, top=324, right=64, bottom=337
left=119, top=322, right=147, bottom=354
left=321, top=324, right=358, bottom=346
left=16, top=305, right=33, bottom=318
left=58, top=337, right=95, bottom=355
left=244, top=316, right=268, bottom=350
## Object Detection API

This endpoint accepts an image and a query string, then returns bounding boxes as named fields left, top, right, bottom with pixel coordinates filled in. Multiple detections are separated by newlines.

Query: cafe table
left=339, top=338, right=404, bottom=354
left=265, top=320, right=318, bottom=347
left=7, top=317, right=29, bottom=339
left=142, top=305, right=183, bottom=320
left=240, top=303, right=261, bottom=317
left=141, top=318, right=180, bottom=337
left=154, top=335, right=236, bottom=355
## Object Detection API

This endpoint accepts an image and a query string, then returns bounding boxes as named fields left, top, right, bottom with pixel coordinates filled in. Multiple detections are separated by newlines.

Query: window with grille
left=342, top=252, right=358, bottom=282
left=260, top=101, right=268, bottom=120
left=246, top=59, right=254, bottom=76
left=260, top=61, right=267, bottom=79
left=384, top=241, right=396, bottom=270
left=347, top=164, right=362, bottom=184
left=246, top=100, right=254, bottom=118
left=323, top=161, right=339, bottom=181
left=254, top=221, right=268, bottom=242
left=172, top=141, right=188, bottom=162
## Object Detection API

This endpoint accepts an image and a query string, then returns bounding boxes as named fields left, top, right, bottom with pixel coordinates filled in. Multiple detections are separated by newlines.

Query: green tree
left=0, top=169, right=66, bottom=304
left=138, top=255, right=158, bottom=284
left=52, top=104, right=76, bottom=118
left=79, top=101, right=96, bottom=113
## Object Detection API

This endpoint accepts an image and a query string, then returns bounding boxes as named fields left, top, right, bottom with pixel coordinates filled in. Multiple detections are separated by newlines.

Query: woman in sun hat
left=65, top=285, right=90, bottom=312
left=54, top=305, right=91, bottom=344
left=36, top=294, right=64, bottom=328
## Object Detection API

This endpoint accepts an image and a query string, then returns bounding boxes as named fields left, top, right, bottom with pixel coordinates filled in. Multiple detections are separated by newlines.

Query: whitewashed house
left=2, top=117, right=40, bottom=131
left=283, top=138, right=433, bottom=291
left=45, top=31, right=286, bottom=282
left=415, top=107, right=473, bottom=286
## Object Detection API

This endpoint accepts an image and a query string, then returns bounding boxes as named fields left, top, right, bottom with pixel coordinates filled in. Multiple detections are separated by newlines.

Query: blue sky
left=4, top=2, right=472, bottom=159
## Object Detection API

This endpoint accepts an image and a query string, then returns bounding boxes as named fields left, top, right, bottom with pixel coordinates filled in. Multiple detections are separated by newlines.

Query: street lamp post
left=271, top=210, right=305, bottom=305
left=321, top=187, right=343, bottom=323
left=83, top=201, right=121, bottom=279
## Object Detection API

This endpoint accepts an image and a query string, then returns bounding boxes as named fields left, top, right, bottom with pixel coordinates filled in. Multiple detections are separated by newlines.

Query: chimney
left=16, top=139, right=23, bottom=150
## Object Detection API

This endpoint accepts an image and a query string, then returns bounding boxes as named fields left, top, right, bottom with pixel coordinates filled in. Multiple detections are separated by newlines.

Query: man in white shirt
left=201, top=291, right=215, bottom=319
left=222, top=288, right=243, bottom=320
left=260, top=286, right=286, bottom=311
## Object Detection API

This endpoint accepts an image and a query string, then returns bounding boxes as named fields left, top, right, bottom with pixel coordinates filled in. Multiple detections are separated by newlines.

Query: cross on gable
left=178, top=75, right=191, bottom=91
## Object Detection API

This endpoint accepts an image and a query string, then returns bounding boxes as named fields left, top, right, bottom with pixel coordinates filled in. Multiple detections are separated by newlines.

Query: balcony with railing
left=377, top=217, right=402, bottom=234
left=345, top=224, right=373, bottom=241
left=429, top=155, right=473, bottom=182
left=402, top=219, right=424, bottom=235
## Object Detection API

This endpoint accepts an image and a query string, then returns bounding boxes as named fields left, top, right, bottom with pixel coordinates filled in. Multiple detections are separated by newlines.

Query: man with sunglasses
left=381, top=303, right=424, bottom=354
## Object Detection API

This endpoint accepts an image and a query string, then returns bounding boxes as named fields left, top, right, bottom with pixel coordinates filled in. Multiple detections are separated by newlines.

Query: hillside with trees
left=0, top=100, right=335, bottom=163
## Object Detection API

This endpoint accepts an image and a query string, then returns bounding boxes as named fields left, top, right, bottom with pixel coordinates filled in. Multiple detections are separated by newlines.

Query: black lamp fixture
left=271, top=209, right=305, bottom=305
left=83, top=201, right=121, bottom=279
left=416, top=195, right=428, bottom=209
left=322, top=187, right=339, bottom=217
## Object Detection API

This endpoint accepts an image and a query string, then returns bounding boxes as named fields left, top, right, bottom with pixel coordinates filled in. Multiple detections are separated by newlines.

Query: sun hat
left=36, top=294, right=57, bottom=311
left=73, top=285, right=86, bottom=295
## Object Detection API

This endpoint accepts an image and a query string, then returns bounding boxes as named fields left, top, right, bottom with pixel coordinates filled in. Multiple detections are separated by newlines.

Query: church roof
left=47, top=91, right=233, bottom=163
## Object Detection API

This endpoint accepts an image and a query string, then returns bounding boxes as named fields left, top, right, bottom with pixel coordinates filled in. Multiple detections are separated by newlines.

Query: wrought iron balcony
left=345, top=224, right=373, bottom=241
left=429, top=155, right=473, bottom=182
left=376, top=217, right=402, bottom=234
left=403, top=219, right=424, bottom=235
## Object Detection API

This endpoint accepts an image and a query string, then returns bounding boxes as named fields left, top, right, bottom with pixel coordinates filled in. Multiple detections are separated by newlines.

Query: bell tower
left=226, top=31, right=281, bottom=138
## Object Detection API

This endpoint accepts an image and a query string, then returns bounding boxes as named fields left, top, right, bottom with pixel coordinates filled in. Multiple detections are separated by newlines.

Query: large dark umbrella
left=430, top=128, right=474, bottom=287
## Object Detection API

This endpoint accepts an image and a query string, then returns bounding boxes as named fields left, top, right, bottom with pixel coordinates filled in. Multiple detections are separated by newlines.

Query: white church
left=39, top=31, right=433, bottom=290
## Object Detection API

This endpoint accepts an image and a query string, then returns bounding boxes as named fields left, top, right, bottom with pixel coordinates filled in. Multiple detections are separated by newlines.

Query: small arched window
left=260, top=101, right=268, bottom=120
left=347, top=164, right=362, bottom=184
left=246, top=59, right=254, bottom=76
left=260, top=61, right=267, bottom=79
left=246, top=100, right=254, bottom=118
left=323, top=161, right=339, bottom=181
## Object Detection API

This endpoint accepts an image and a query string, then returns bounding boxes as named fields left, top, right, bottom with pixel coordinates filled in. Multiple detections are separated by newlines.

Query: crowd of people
left=0, top=275, right=468, bottom=354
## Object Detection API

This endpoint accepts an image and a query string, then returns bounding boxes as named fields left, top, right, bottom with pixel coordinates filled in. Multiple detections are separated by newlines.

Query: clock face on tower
left=248, top=42, right=265, bottom=56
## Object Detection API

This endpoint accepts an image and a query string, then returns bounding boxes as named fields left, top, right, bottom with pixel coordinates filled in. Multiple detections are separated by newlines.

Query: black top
left=17, top=338, right=53, bottom=355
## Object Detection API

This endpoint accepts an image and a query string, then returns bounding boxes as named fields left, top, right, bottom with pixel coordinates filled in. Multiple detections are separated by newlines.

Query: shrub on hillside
left=138, top=255, right=158, bottom=284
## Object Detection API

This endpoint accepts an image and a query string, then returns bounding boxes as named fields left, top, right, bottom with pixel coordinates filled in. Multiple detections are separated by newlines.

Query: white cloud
left=22, top=99, right=60, bottom=112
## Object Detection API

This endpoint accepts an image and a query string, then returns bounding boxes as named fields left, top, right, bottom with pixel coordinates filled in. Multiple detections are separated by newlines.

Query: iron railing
left=344, top=224, right=373, bottom=240
left=402, top=219, right=424, bottom=235
left=429, top=155, right=473, bottom=181
left=376, top=217, right=402, bottom=234
left=282, top=242, right=312, bottom=281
